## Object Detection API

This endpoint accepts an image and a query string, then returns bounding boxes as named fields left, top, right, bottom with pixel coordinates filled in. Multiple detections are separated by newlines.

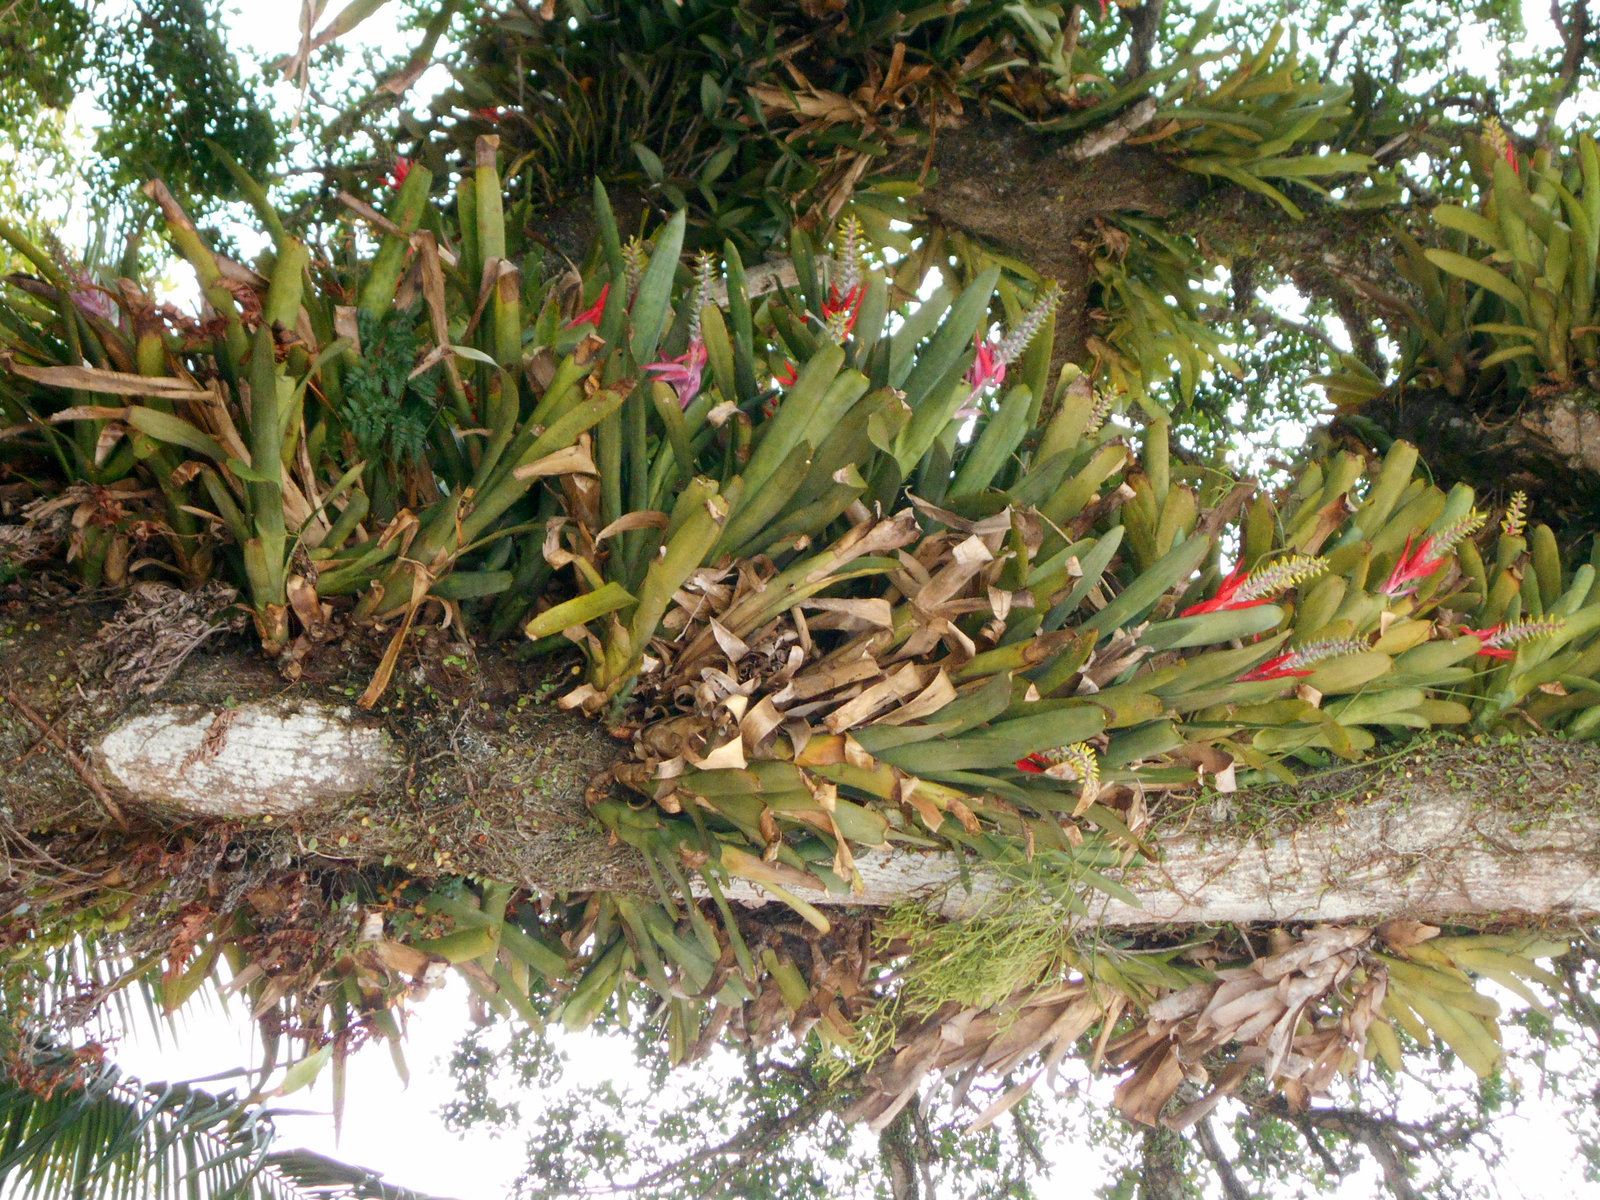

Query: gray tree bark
left=5, top=602, right=1599, bottom=929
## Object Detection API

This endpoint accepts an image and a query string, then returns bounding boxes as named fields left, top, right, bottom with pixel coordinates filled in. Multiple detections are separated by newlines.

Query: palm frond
left=0, top=1042, right=451, bottom=1200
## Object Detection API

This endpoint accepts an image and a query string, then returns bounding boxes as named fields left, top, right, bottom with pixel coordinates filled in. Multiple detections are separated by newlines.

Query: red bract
left=823, top=283, right=865, bottom=337
left=1180, top=563, right=1260, bottom=617
left=565, top=282, right=610, bottom=329
left=966, top=337, right=1005, bottom=395
left=1238, top=652, right=1314, bottom=682
left=1465, top=617, right=1562, bottom=660
left=1015, top=754, right=1049, bottom=774
left=388, top=156, right=412, bottom=191
left=1469, top=629, right=1517, bottom=660
left=1380, top=533, right=1448, bottom=597
left=773, top=361, right=798, bottom=387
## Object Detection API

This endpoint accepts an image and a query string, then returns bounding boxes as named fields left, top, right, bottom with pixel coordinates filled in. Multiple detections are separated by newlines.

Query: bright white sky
left=62, top=3, right=1600, bottom=1198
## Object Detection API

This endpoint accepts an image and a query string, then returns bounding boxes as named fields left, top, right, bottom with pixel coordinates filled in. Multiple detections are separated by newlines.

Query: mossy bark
left=0, top=599, right=647, bottom=898
left=3, top=598, right=1599, bottom=929
left=1350, top=387, right=1600, bottom=534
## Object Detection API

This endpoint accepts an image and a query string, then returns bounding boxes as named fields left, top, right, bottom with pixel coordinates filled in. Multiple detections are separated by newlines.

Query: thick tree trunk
left=0, top=601, right=646, bottom=897
left=1351, top=387, right=1600, bottom=532
left=5, top=599, right=1598, bottom=930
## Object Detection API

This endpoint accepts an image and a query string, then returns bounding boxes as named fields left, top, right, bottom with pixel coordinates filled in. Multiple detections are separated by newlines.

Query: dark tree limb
left=1290, top=1114, right=1346, bottom=1180
left=879, top=1107, right=921, bottom=1200
left=1298, top=1110, right=1423, bottom=1200
left=1194, top=1114, right=1254, bottom=1200
left=1123, top=0, right=1166, bottom=83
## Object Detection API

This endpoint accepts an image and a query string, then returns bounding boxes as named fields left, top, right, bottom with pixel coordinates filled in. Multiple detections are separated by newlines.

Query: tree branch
left=1194, top=1115, right=1254, bottom=1200
left=1295, top=1109, right=1423, bottom=1200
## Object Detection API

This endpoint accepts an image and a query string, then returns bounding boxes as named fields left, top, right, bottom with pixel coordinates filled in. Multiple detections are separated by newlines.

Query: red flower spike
left=822, top=283, right=865, bottom=338
left=1380, top=533, right=1449, bottom=598
left=1180, top=563, right=1258, bottom=617
left=565, top=282, right=610, bottom=329
left=1465, top=617, right=1563, bottom=660
left=774, top=361, right=798, bottom=387
left=1382, top=512, right=1486, bottom=597
left=1238, top=652, right=1315, bottom=682
left=967, top=336, right=1006, bottom=395
left=387, top=155, right=412, bottom=191
left=1473, top=638, right=1516, bottom=661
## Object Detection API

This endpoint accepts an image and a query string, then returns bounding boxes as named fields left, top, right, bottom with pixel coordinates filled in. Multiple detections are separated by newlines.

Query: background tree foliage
left=3, top=1, right=1600, bottom=1198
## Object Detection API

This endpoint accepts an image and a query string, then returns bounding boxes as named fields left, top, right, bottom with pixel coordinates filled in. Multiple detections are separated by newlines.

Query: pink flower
left=960, top=282, right=1061, bottom=415
left=67, top=269, right=117, bottom=324
left=646, top=340, right=708, bottom=409
left=565, top=282, right=610, bottom=329
left=967, top=336, right=1006, bottom=395
left=388, top=156, right=412, bottom=191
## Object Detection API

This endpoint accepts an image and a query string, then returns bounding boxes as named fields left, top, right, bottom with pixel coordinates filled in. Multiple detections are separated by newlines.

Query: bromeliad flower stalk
left=1239, top=636, right=1369, bottom=682
left=1381, top=511, right=1486, bottom=597
left=646, top=343, right=708, bottom=409
left=1181, top=554, right=1327, bottom=617
left=1015, top=743, right=1100, bottom=793
left=965, top=281, right=1062, bottom=407
left=1466, top=617, right=1563, bottom=659
left=645, top=251, right=718, bottom=409
left=1484, top=117, right=1520, bottom=174
left=1500, top=492, right=1528, bottom=538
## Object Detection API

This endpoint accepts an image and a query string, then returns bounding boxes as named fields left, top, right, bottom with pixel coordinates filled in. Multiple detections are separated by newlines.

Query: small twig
left=1, top=686, right=128, bottom=830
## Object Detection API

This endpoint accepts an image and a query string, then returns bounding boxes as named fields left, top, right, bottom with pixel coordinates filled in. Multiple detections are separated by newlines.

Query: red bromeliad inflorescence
left=1483, top=116, right=1520, bottom=174
left=1238, top=636, right=1369, bottom=682
left=966, top=337, right=1006, bottom=396
left=822, top=282, right=865, bottom=338
left=1180, top=555, right=1327, bottom=618
left=645, top=251, right=718, bottom=409
left=1013, top=743, right=1099, bottom=796
left=565, top=282, right=610, bottom=329
left=962, top=281, right=1062, bottom=416
left=1465, top=617, right=1563, bottom=660
left=1380, top=511, right=1485, bottom=598
left=387, top=156, right=412, bottom=191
